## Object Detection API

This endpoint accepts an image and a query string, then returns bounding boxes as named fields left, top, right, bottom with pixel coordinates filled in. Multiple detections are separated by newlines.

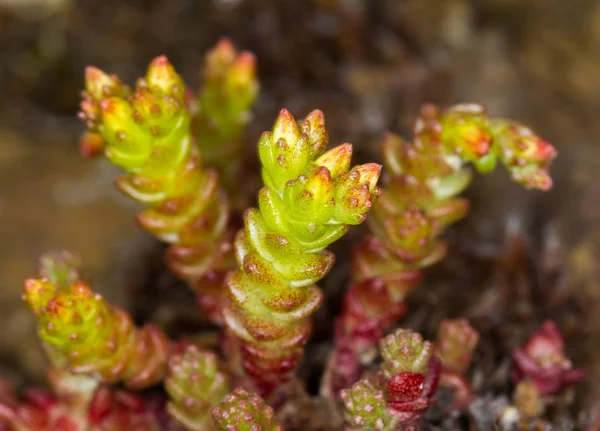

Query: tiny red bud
left=79, top=132, right=105, bottom=158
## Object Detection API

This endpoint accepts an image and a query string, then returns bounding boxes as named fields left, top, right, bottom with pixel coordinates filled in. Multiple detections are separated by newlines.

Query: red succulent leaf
left=386, top=357, right=441, bottom=417
left=387, top=373, right=425, bottom=403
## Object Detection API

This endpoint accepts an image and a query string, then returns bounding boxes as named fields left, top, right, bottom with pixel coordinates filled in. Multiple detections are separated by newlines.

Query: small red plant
left=341, top=328, right=441, bottom=431
left=512, top=320, right=585, bottom=396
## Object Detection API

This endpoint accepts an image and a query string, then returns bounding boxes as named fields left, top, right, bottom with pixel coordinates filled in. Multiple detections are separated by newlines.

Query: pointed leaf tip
left=233, top=51, right=257, bottom=75
left=279, top=108, right=293, bottom=118
left=305, top=109, right=325, bottom=123
left=85, top=66, right=105, bottom=82
left=23, top=278, right=55, bottom=313
left=300, top=109, right=328, bottom=157
left=230, top=52, right=258, bottom=88
left=150, top=55, right=170, bottom=68
left=238, top=51, right=256, bottom=65
left=85, top=66, right=115, bottom=100
left=356, top=163, right=382, bottom=193
left=216, top=37, right=235, bottom=52
left=316, top=143, right=353, bottom=179
left=146, top=56, right=184, bottom=97
left=272, top=109, right=300, bottom=144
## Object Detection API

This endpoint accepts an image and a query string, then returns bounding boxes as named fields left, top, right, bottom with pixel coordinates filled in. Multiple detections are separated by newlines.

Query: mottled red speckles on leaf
left=386, top=373, right=425, bottom=403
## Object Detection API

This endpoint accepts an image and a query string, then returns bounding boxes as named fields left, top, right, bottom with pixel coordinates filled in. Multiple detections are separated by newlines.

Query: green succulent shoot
left=192, top=38, right=259, bottom=168
left=79, top=55, right=238, bottom=324
left=24, top=277, right=170, bottom=390
left=223, top=109, right=382, bottom=394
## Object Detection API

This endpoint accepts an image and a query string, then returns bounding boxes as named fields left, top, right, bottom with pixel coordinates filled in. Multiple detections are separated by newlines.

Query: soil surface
left=1, top=0, right=599, bottom=429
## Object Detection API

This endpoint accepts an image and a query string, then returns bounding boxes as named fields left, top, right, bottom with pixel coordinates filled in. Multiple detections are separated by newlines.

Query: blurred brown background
left=0, top=0, right=599, bottom=420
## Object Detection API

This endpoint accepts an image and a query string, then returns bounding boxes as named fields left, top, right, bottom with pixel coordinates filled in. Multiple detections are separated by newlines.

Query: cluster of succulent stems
left=79, top=38, right=258, bottom=324
left=339, top=318, right=481, bottom=431
left=2, top=45, right=586, bottom=431
left=322, top=103, right=558, bottom=398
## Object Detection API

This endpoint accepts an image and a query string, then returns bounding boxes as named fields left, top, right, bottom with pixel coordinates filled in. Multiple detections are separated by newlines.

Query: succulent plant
left=165, top=345, right=229, bottom=431
left=223, top=108, right=381, bottom=395
left=341, top=380, right=395, bottom=431
left=24, top=277, right=170, bottom=390
left=191, top=38, right=259, bottom=194
left=512, top=321, right=585, bottom=395
left=1, top=253, right=161, bottom=431
left=78, top=43, right=257, bottom=324
left=325, top=103, right=557, bottom=397
left=3, top=34, right=587, bottom=431
left=341, top=329, right=441, bottom=431
left=434, top=319, right=480, bottom=412
left=435, top=318, right=479, bottom=375
left=212, top=388, right=283, bottom=431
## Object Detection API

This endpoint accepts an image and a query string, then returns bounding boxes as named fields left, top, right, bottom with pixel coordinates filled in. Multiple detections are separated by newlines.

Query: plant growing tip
left=435, top=319, right=479, bottom=412
left=208, top=38, right=236, bottom=64
left=380, top=329, right=433, bottom=377
left=299, top=109, right=329, bottom=156
left=146, top=55, right=185, bottom=98
left=229, top=52, right=257, bottom=89
left=341, top=380, right=394, bottom=431
left=5, top=254, right=166, bottom=431
left=192, top=39, right=259, bottom=195
left=212, top=388, right=283, bottom=431
left=435, top=318, right=479, bottom=375
left=165, top=345, right=229, bottom=431
left=84, top=66, right=124, bottom=101
left=24, top=269, right=170, bottom=390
